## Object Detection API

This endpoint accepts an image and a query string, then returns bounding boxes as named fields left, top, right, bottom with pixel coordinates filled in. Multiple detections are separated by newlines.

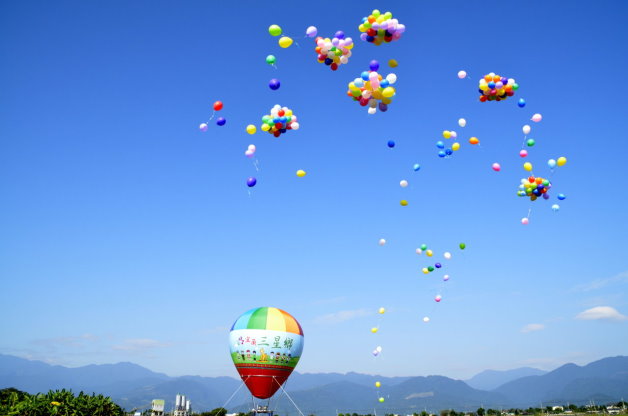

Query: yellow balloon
left=557, top=156, right=567, bottom=166
left=378, top=307, right=386, bottom=314
left=346, top=43, right=354, bottom=50
left=372, top=90, right=383, bottom=100
left=296, top=169, right=306, bottom=177
left=246, top=124, right=256, bottom=135
left=381, top=97, right=392, bottom=105
left=379, top=397, right=385, bottom=403
left=400, top=199, right=408, bottom=206
left=261, top=124, right=270, bottom=132
left=382, top=87, right=395, bottom=98
left=524, top=162, right=533, bottom=172
left=285, top=109, right=293, bottom=117
left=422, top=268, right=429, bottom=274
left=452, top=142, right=460, bottom=151
left=375, top=381, right=381, bottom=388
left=278, top=36, right=293, bottom=48
left=443, top=130, right=451, bottom=139
left=426, top=249, right=433, bottom=257
left=371, top=327, right=378, bottom=333
left=358, top=24, right=366, bottom=32
left=388, top=59, right=398, bottom=68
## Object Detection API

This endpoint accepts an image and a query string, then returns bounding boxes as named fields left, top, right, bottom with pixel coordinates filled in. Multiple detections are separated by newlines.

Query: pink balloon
left=519, top=150, right=528, bottom=158
left=457, top=70, right=467, bottom=79
left=443, top=275, right=450, bottom=282
left=492, top=163, right=501, bottom=172
left=435, top=295, right=442, bottom=302
left=531, top=113, right=543, bottom=122
left=521, top=217, right=529, bottom=225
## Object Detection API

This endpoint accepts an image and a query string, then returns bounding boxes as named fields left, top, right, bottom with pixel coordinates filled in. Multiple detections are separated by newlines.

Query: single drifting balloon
left=213, top=101, right=224, bottom=111
left=400, top=180, right=408, bottom=187
left=523, top=125, right=531, bottom=135
left=423, top=316, right=430, bottom=323
left=521, top=217, right=530, bottom=225
left=492, top=163, right=501, bottom=172
left=469, top=137, right=480, bottom=145
left=246, top=125, right=257, bottom=135
left=261, top=104, right=299, bottom=138
left=557, top=156, right=567, bottom=166
left=313, top=33, right=354, bottom=71
left=459, top=243, right=466, bottom=250
left=371, top=327, right=378, bottom=333
left=548, top=159, right=557, bottom=169
left=216, top=117, right=226, bottom=126
left=435, top=295, right=442, bottom=302
left=443, top=274, right=450, bottom=281
left=296, top=169, right=306, bottom=177
left=557, top=193, right=566, bottom=200
left=458, top=118, right=466, bottom=127
left=531, top=113, right=542, bottom=122
left=358, top=9, right=405, bottom=45
left=278, top=36, right=293, bottom=48
left=458, top=70, right=467, bottom=79
left=379, top=397, right=385, bottom=403
left=305, top=26, right=318, bottom=37
left=413, top=163, right=421, bottom=171
left=375, top=381, right=381, bottom=388
left=387, top=140, right=395, bottom=148
left=552, top=204, right=560, bottom=212
left=378, top=238, right=386, bottom=246
left=388, top=59, right=398, bottom=68
left=229, top=307, right=303, bottom=399
left=268, top=25, right=282, bottom=36
left=524, top=162, right=533, bottom=172
left=425, top=249, right=433, bottom=257
left=520, top=149, right=528, bottom=157
left=415, top=248, right=423, bottom=255
left=269, top=78, right=281, bottom=90
left=518, top=98, right=526, bottom=108
left=400, top=199, right=408, bottom=206
left=266, top=55, right=276, bottom=65
left=199, top=123, right=208, bottom=132
left=518, top=176, right=551, bottom=201
left=526, top=138, right=536, bottom=147
left=444, top=252, right=452, bottom=260
left=478, top=73, right=518, bottom=102
left=246, top=177, right=257, bottom=187
left=378, top=307, right=386, bottom=314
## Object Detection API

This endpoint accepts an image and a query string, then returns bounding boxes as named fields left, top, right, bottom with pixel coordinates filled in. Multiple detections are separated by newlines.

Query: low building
left=151, top=399, right=165, bottom=416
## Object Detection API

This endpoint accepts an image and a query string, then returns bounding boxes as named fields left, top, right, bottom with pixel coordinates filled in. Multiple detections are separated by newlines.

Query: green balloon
left=513, top=83, right=519, bottom=90
left=428, top=266, right=435, bottom=272
left=268, top=25, right=282, bottom=36
left=420, top=244, right=428, bottom=250
left=526, top=139, right=536, bottom=147
left=459, top=243, right=466, bottom=250
left=266, top=55, right=276, bottom=65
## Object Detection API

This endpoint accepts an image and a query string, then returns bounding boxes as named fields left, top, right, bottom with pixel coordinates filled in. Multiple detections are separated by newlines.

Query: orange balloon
left=535, top=177, right=543, bottom=184
left=484, top=75, right=492, bottom=82
left=368, top=16, right=376, bottom=23
left=493, top=75, right=501, bottom=82
left=469, top=137, right=479, bottom=145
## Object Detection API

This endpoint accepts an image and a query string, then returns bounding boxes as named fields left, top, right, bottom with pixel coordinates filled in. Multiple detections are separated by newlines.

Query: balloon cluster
left=436, top=130, right=460, bottom=158
left=261, top=104, right=300, bottom=138
left=358, top=9, right=405, bottom=45
left=314, top=32, right=354, bottom=71
left=347, top=61, right=397, bottom=114
left=518, top=176, right=552, bottom=201
left=478, top=73, right=518, bottom=102
left=199, top=101, right=225, bottom=131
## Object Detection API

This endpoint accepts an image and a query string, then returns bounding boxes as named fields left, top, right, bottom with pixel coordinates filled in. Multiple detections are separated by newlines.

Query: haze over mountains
left=1, top=354, right=627, bottom=415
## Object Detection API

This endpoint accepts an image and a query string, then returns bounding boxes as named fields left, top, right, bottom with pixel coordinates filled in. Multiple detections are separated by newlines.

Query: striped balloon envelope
left=229, top=307, right=304, bottom=399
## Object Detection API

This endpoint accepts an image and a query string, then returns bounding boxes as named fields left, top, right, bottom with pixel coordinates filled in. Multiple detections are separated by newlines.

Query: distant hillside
left=494, top=356, right=628, bottom=406
left=465, top=367, right=547, bottom=391
left=2, top=354, right=627, bottom=414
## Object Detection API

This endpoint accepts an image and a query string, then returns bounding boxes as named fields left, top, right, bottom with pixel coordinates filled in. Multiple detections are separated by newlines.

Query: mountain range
left=1, top=354, right=627, bottom=414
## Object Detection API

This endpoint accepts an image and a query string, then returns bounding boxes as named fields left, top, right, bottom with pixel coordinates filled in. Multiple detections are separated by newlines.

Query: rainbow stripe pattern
left=230, top=307, right=303, bottom=336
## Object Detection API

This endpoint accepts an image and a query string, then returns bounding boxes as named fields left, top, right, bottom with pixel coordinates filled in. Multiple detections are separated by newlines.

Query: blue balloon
left=518, top=98, right=526, bottom=108
left=380, top=79, right=390, bottom=88
left=557, top=193, right=566, bottom=200
left=413, top=164, right=421, bottom=171
left=369, top=60, right=380, bottom=71
left=387, top=140, right=395, bottom=148
left=445, top=148, right=453, bottom=155
left=548, top=159, right=557, bottom=169
left=436, top=141, right=445, bottom=149
left=269, top=78, right=281, bottom=90
left=246, top=177, right=257, bottom=187
left=361, top=71, right=370, bottom=81
left=438, top=151, right=446, bottom=158
left=488, top=81, right=495, bottom=89
left=335, top=30, right=345, bottom=39
left=366, top=35, right=375, bottom=42
left=216, top=117, right=226, bottom=126
left=378, top=102, right=388, bottom=112
left=552, top=204, right=560, bottom=211
left=324, top=58, right=333, bottom=65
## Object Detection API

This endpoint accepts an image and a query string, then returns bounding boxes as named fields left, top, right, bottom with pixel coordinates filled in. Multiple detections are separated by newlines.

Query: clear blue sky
left=1, top=0, right=627, bottom=380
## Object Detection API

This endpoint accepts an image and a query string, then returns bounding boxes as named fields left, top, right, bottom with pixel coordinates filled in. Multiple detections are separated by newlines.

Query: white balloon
left=367, top=107, right=377, bottom=115
left=378, top=238, right=386, bottom=246
left=415, top=248, right=422, bottom=255
left=248, top=144, right=256, bottom=151
left=423, top=316, right=430, bottom=323
left=291, top=122, right=300, bottom=130
left=444, top=252, right=452, bottom=259
left=458, top=118, right=466, bottom=127
left=400, top=180, right=408, bottom=188
left=522, top=125, right=531, bottom=135
left=386, top=73, right=397, bottom=84
left=457, top=70, right=466, bottom=79
left=376, top=346, right=382, bottom=352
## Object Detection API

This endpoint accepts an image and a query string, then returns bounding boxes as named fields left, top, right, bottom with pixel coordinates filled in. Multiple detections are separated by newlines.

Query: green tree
left=478, top=408, right=486, bottom=416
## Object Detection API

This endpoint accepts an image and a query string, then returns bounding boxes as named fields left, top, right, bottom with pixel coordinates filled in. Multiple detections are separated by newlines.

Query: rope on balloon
left=270, top=376, right=287, bottom=414
left=274, top=377, right=305, bottom=416
left=219, top=376, right=248, bottom=411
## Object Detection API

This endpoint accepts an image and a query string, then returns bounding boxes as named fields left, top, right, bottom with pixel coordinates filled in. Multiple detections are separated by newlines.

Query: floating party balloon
left=248, top=145, right=256, bottom=151
left=548, top=159, right=557, bottom=169
left=278, top=36, right=293, bottom=48
left=469, top=137, right=480, bottom=145
left=199, top=123, right=208, bottom=132
left=246, top=125, right=257, bottom=135
left=266, top=55, right=276, bottom=66
left=400, top=199, right=408, bottom=206
left=458, top=70, right=467, bottom=79
left=269, top=25, right=282, bottom=36
left=458, top=118, right=466, bottom=127
left=478, top=73, right=517, bottom=102
left=422, top=267, right=428, bottom=274
left=213, top=101, right=224, bottom=111
left=436, top=141, right=445, bottom=149
left=557, top=157, right=567, bottom=166
left=557, top=193, right=566, bottom=200
left=426, top=249, right=433, bottom=257
left=517, top=175, right=552, bottom=201
left=347, top=67, right=398, bottom=114
left=371, top=327, right=378, bottom=333
left=442, top=130, right=451, bottom=139
left=423, top=316, right=430, bottom=323
left=523, top=125, right=531, bottom=135
left=379, top=398, right=385, bottom=403
left=413, top=163, right=420, bottom=171
left=443, top=275, right=450, bottom=281
left=459, top=243, right=466, bottom=249
left=372, top=349, right=380, bottom=357
left=552, top=204, right=560, bottom=211
left=492, top=163, right=501, bottom=172
left=444, top=252, right=452, bottom=260
left=296, top=169, right=306, bottom=177
left=427, top=266, right=434, bottom=272
left=416, top=248, right=422, bottom=255
left=400, top=180, right=408, bottom=188
left=388, top=59, right=398, bottom=67
left=313, top=33, right=354, bottom=71
left=378, top=307, right=386, bottom=314
left=518, top=98, right=526, bottom=108
left=245, top=150, right=254, bottom=158
left=269, top=78, right=281, bottom=90
left=261, top=104, right=299, bottom=138
left=526, top=138, right=535, bottom=147
left=375, top=381, right=381, bottom=388
left=531, top=113, right=542, bottom=122
left=520, top=149, right=528, bottom=157
left=246, top=177, right=257, bottom=187
left=306, top=26, right=318, bottom=37
left=379, top=238, right=386, bottom=246
left=452, top=142, right=460, bottom=151
left=387, top=140, right=395, bottom=148
left=216, top=117, right=226, bottom=126
left=435, top=263, right=442, bottom=268
left=521, top=217, right=529, bottom=225
left=358, top=9, right=405, bottom=45
left=524, top=162, right=533, bottom=172
left=435, top=295, right=442, bottom=302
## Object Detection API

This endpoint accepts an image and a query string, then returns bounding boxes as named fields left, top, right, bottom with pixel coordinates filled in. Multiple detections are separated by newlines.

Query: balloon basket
left=250, top=405, right=274, bottom=416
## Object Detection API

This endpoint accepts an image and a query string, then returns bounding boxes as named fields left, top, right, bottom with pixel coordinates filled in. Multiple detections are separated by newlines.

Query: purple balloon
left=378, top=102, right=388, bottom=112
left=246, top=177, right=257, bottom=187
left=216, top=117, right=226, bottom=126
left=369, top=60, right=380, bottom=71
left=435, top=263, right=442, bottom=268
left=269, top=78, right=281, bottom=90
left=334, top=30, right=345, bottom=39
left=360, top=33, right=367, bottom=41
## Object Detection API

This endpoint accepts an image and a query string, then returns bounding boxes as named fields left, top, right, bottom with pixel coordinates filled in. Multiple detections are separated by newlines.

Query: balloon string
left=219, top=377, right=247, bottom=410
left=274, top=378, right=305, bottom=416
left=254, top=159, right=260, bottom=172
left=208, top=110, right=216, bottom=122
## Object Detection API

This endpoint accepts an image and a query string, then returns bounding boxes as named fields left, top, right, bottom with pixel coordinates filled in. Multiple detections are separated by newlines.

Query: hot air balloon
left=229, top=307, right=304, bottom=400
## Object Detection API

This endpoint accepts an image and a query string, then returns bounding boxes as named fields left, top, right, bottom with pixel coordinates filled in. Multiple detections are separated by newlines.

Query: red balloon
left=278, top=109, right=285, bottom=116
left=331, top=63, right=338, bottom=71
left=213, top=101, right=223, bottom=111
